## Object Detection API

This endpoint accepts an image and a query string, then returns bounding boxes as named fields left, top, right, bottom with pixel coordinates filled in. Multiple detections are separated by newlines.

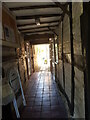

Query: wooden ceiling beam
left=57, top=2, right=69, bottom=25
left=17, top=20, right=59, bottom=27
left=29, top=38, right=49, bottom=45
left=16, top=14, right=62, bottom=20
left=48, top=26, right=58, bottom=36
left=30, top=39, right=49, bottom=45
left=9, top=4, right=59, bottom=11
left=23, top=29, right=53, bottom=34
left=30, top=38, right=49, bottom=42
left=19, top=24, right=58, bottom=31
left=25, top=33, right=54, bottom=40
left=54, top=2, right=70, bottom=16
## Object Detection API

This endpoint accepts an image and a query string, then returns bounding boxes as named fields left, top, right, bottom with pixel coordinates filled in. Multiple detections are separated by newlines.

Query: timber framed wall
left=50, top=2, right=85, bottom=118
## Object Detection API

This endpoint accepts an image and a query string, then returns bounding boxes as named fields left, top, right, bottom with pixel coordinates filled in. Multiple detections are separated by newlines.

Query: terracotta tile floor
left=20, top=71, right=68, bottom=119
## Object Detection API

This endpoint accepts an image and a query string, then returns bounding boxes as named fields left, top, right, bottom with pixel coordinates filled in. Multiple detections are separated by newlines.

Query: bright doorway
left=33, top=44, right=50, bottom=72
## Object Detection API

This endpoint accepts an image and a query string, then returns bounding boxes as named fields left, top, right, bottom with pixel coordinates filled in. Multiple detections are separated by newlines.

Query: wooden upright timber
left=69, top=2, right=75, bottom=116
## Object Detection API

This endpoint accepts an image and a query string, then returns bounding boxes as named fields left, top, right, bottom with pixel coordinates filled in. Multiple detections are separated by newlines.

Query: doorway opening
left=33, top=44, right=50, bottom=72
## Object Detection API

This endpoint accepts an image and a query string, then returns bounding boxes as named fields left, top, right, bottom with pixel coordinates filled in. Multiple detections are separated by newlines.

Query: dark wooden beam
left=10, top=4, right=59, bottom=11
left=69, top=2, right=75, bottom=116
left=19, top=25, right=58, bottom=31
left=17, top=20, right=59, bottom=27
left=25, top=33, right=54, bottom=40
left=80, top=3, right=90, bottom=120
left=16, top=14, right=62, bottom=20
left=22, top=29, right=54, bottom=34
left=30, top=41, right=49, bottom=45
left=58, top=3, right=68, bottom=26
left=54, top=1, right=70, bottom=16
left=53, top=38, right=57, bottom=80
left=61, top=20, right=65, bottom=90
left=30, top=38, right=49, bottom=45
left=48, top=26, right=58, bottom=36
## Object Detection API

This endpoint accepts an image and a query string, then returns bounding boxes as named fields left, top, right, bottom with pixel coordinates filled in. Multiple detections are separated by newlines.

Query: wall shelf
left=0, top=40, right=20, bottom=48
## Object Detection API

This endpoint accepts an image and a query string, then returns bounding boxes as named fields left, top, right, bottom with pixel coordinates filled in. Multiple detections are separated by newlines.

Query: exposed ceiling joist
left=25, top=34, right=54, bottom=40
left=19, top=24, right=58, bottom=31
left=30, top=38, right=49, bottom=45
left=54, top=2, right=70, bottom=16
left=16, top=14, right=62, bottom=20
left=23, top=29, right=53, bottom=34
left=57, top=3, right=69, bottom=25
left=9, top=4, right=60, bottom=11
left=17, top=20, right=59, bottom=27
left=48, top=26, right=58, bottom=36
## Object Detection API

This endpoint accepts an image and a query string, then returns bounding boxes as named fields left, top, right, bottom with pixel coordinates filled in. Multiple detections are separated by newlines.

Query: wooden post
left=49, top=43, right=52, bottom=72
left=31, top=45, right=35, bottom=72
left=69, top=2, right=75, bottom=116
left=80, top=3, right=90, bottom=119
left=53, top=37, right=57, bottom=80
left=61, top=19, right=65, bottom=90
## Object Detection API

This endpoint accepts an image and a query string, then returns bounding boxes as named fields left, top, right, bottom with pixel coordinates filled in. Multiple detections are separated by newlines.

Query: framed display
left=2, top=25, right=5, bottom=40
left=4, top=25, right=10, bottom=41
left=4, top=24, right=16, bottom=42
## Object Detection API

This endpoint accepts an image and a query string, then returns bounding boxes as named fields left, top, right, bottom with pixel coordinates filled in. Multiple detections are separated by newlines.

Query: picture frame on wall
left=2, top=25, right=5, bottom=40
left=4, top=24, right=16, bottom=43
left=4, top=24, right=10, bottom=41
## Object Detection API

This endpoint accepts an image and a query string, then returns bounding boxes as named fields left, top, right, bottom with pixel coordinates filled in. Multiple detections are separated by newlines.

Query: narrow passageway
left=2, top=2, right=89, bottom=119
left=20, top=71, right=67, bottom=118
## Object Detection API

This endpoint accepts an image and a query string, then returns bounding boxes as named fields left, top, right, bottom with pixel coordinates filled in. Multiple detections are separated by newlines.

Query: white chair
left=7, top=67, right=26, bottom=118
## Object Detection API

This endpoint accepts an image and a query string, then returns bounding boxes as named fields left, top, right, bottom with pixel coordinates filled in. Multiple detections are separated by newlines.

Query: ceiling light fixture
left=35, top=18, right=40, bottom=26
left=49, top=38, right=52, bottom=41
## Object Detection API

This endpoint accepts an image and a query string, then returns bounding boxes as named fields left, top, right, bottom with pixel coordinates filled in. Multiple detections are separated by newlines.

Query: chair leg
left=13, top=97, right=20, bottom=118
left=18, top=72, right=26, bottom=106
